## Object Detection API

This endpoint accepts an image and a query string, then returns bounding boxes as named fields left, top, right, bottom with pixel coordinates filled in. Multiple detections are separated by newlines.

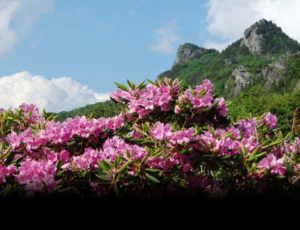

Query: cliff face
left=240, top=19, right=300, bottom=55
left=240, top=24, right=264, bottom=55
left=225, top=66, right=253, bottom=97
left=174, top=43, right=207, bottom=66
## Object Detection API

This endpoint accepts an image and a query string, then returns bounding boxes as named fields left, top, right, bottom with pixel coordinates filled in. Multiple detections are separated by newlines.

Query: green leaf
left=96, top=174, right=110, bottom=181
left=248, top=148, right=259, bottom=160
left=146, top=79, right=156, bottom=85
left=131, top=138, right=155, bottom=145
left=98, top=160, right=112, bottom=172
left=249, top=151, right=267, bottom=161
left=114, top=156, right=122, bottom=168
left=114, top=82, right=129, bottom=91
left=117, top=161, right=132, bottom=173
left=137, top=80, right=146, bottom=89
left=284, top=132, right=292, bottom=141
left=88, top=112, right=94, bottom=119
left=180, top=148, right=193, bottom=155
left=67, top=140, right=77, bottom=146
left=145, top=168, right=162, bottom=173
left=56, top=186, right=77, bottom=193
left=262, top=139, right=283, bottom=149
left=127, top=80, right=135, bottom=89
left=146, top=173, right=160, bottom=184
left=240, top=144, right=248, bottom=156
left=6, top=116, right=15, bottom=122
left=57, top=170, right=66, bottom=178
left=226, top=101, right=233, bottom=107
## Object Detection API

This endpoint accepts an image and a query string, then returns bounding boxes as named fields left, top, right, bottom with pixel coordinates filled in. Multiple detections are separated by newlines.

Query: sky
left=0, top=0, right=300, bottom=112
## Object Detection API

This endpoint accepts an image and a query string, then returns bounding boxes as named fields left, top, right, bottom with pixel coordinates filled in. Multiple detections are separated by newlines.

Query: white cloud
left=151, top=19, right=180, bottom=54
left=0, top=72, right=111, bottom=112
left=205, top=0, right=300, bottom=51
left=203, top=40, right=228, bottom=51
left=0, top=0, right=53, bottom=57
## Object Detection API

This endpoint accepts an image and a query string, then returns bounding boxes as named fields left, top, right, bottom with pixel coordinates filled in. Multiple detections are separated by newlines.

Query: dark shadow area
left=1, top=192, right=300, bottom=225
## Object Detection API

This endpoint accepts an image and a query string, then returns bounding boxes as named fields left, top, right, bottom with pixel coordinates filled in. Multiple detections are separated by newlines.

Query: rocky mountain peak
left=174, top=43, right=207, bottom=66
left=240, top=19, right=300, bottom=55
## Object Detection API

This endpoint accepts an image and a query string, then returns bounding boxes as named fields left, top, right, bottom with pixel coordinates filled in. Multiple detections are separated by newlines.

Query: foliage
left=56, top=100, right=122, bottom=121
left=160, top=42, right=276, bottom=97
left=1, top=78, right=300, bottom=198
left=229, top=85, right=300, bottom=134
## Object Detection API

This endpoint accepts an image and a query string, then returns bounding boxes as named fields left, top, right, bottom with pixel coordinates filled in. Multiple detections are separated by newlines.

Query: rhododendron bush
left=1, top=78, right=300, bottom=198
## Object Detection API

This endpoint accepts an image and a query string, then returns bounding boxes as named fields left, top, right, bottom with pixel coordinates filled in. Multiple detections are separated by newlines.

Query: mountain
left=241, top=19, right=300, bottom=55
left=159, top=19, right=300, bottom=98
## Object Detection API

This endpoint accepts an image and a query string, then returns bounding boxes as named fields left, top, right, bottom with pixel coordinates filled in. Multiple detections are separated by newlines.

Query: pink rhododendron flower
left=257, top=154, right=285, bottom=176
left=196, top=131, right=217, bottom=152
left=215, top=97, right=228, bottom=117
left=6, top=131, right=22, bottom=149
left=130, top=130, right=143, bottom=139
left=19, top=103, right=44, bottom=125
left=263, top=112, right=277, bottom=129
left=241, top=137, right=259, bottom=154
left=59, top=150, right=70, bottom=163
left=146, top=152, right=183, bottom=171
left=169, top=128, right=195, bottom=145
left=236, top=118, right=257, bottom=139
left=110, top=89, right=133, bottom=102
left=0, top=165, right=16, bottom=184
left=218, top=138, right=240, bottom=156
left=226, top=127, right=241, bottom=139
left=16, top=158, right=57, bottom=194
left=150, top=122, right=173, bottom=141
left=100, top=136, right=147, bottom=162
left=183, top=79, right=214, bottom=110
left=72, top=148, right=102, bottom=170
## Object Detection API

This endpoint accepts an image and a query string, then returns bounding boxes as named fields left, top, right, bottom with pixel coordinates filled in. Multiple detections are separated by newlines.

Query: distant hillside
left=56, top=100, right=121, bottom=121
left=159, top=19, right=300, bottom=98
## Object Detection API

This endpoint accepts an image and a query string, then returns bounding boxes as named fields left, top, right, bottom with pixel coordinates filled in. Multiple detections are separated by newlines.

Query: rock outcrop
left=240, top=26, right=264, bottom=55
left=225, top=66, right=253, bottom=97
left=262, top=58, right=287, bottom=89
left=240, top=19, right=300, bottom=55
left=174, top=43, right=206, bottom=66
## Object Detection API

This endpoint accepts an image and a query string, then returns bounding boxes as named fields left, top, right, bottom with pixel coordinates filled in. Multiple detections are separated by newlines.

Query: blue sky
left=1, top=0, right=300, bottom=112
left=0, top=0, right=209, bottom=93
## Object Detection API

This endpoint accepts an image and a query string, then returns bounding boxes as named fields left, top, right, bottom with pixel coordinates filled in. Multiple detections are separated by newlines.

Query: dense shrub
left=229, top=85, right=300, bottom=134
left=1, top=78, right=300, bottom=198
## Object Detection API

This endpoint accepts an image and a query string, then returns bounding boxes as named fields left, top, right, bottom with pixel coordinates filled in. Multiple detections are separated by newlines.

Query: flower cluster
left=0, top=78, right=300, bottom=198
left=150, top=122, right=173, bottom=141
left=262, top=112, right=277, bottom=129
left=16, top=157, right=57, bottom=195
left=111, top=79, right=179, bottom=118
left=6, top=114, right=125, bottom=151
left=182, top=79, right=213, bottom=109
left=0, top=165, right=16, bottom=184
left=257, top=154, right=285, bottom=176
